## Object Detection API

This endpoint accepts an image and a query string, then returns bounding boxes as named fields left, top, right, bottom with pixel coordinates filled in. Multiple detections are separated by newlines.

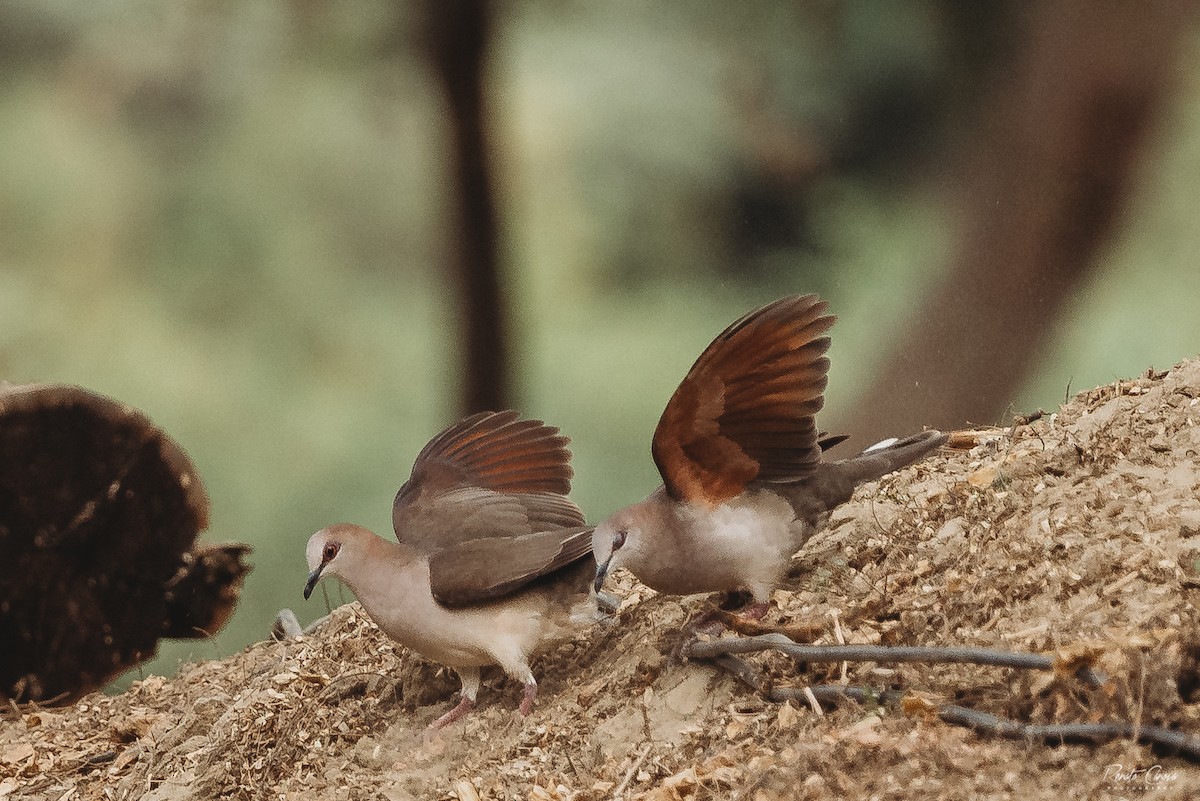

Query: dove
left=304, top=411, right=606, bottom=729
left=591, top=294, right=947, bottom=618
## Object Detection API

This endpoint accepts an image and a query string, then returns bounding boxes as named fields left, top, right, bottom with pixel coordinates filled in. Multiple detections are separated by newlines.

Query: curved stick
left=683, top=635, right=1106, bottom=686
left=688, top=640, right=1198, bottom=761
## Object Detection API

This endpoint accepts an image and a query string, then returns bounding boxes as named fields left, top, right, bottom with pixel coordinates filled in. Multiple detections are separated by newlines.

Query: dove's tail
left=834, top=429, right=948, bottom=487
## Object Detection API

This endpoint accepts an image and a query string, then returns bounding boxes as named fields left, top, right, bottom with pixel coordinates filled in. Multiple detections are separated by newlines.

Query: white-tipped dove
left=591, top=294, right=947, bottom=617
left=304, top=411, right=607, bottom=729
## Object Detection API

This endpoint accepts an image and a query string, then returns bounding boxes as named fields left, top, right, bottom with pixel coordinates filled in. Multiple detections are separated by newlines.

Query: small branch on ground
left=795, top=685, right=1200, bottom=762
left=682, top=634, right=1107, bottom=687
left=686, top=637, right=1198, bottom=761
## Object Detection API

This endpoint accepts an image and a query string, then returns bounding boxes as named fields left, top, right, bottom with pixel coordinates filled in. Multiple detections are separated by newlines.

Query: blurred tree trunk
left=838, top=0, right=1194, bottom=445
left=425, top=0, right=509, bottom=414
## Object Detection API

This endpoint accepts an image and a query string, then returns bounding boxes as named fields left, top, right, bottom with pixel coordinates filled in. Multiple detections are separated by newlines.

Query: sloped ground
left=4, top=359, right=1200, bottom=800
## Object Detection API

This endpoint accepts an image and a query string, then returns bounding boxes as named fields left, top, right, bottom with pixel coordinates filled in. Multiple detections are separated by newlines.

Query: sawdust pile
left=4, top=359, right=1200, bottom=800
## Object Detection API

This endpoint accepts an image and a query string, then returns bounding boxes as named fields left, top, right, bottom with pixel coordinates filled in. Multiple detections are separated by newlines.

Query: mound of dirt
left=4, top=359, right=1200, bottom=800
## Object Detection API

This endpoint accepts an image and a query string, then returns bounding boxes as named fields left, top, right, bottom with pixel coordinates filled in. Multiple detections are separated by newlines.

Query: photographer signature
left=1102, top=763, right=1180, bottom=790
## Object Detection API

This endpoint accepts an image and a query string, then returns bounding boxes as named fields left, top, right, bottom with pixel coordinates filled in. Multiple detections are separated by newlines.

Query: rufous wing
left=392, top=411, right=586, bottom=551
left=651, top=295, right=835, bottom=505
left=396, top=410, right=573, bottom=500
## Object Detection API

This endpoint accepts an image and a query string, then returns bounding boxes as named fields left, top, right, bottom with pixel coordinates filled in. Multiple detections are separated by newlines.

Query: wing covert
left=427, top=526, right=593, bottom=607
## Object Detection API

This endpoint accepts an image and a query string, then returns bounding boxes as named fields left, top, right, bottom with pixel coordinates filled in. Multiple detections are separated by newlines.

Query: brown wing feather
left=392, top=412, right=585, bottom=553
left=427, top=526, right=593, bottom=607
left=652, top=295, right=835, bottom=505
left=398, top=410, right=573, bottom=500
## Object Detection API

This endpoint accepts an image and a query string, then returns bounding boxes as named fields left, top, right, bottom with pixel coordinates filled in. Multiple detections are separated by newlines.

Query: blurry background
left=1, top=0, right=1198, bottom=685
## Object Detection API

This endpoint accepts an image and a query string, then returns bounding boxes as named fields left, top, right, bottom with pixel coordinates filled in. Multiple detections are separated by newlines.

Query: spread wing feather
left=391, top=411, right=590, bottom=605
left=399, top=410, right=574, bottom=501
left=651, top=295, right=835, bottom=505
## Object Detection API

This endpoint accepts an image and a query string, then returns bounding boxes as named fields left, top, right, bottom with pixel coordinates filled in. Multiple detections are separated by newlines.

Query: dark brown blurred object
left=0, top=383, right=251, bottom=703
left=838, top=0, right=1196, bottom=446
left=162, top=543, right=252, bottom=639
left=422, top=0, right=510, bottom=415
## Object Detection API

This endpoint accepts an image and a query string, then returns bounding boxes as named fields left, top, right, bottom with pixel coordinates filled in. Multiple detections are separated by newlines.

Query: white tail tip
left=862, top=437, right=899, bottom=454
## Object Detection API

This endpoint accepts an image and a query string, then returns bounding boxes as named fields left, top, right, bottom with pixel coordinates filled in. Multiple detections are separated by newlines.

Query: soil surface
left=4, top=359, right=1200, bottom=800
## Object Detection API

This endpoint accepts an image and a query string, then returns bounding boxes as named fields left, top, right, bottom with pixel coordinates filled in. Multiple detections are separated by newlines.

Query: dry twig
left=683, top=634, right=1107, bottom=686
left=798, top=685, right=1200, bottom=762
left=686, top=637, right=1199, bottom=761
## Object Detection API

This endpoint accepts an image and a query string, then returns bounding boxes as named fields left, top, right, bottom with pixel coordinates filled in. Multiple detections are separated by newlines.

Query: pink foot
left=518, top=682, right=537, bottom=716
left=741, top=601, right=771, bottom=621
left=429, top=696, right=475, bottom=731
left=686, top=600, right=772, bottom=635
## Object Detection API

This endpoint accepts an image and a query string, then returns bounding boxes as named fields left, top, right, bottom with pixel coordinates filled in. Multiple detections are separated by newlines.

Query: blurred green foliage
left=1, top=1, right=1198, bottom=686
